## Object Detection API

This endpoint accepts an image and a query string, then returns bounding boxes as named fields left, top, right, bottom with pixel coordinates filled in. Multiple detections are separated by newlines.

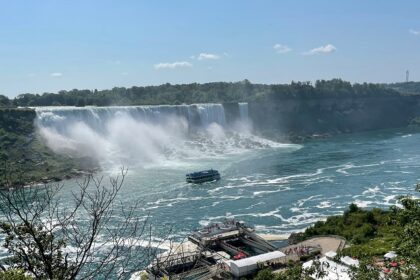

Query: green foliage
left=0, top=95, right=12, bottom=107
left=0, top=79, right=402, bottom=107
left=296, top=189, right=420, bottom=267
left=348, top=202, right=360, bottom=213
left=391, top=195, right=420, bottom=266
left=0, top=269, right=32, bottom=280
left=348, top=259, right=381, bottom=280
left=0, top=108, right=96, bottom=186
left=302, top=188, right=420, bottom=279
left=0, top=220, right=70, bottom=279
left=255, top=187, right=420, bottom=280
left=387, top=81, right=420, bottom=95
left=301, top=205, right=390, bottom=246
left=253, top=262, right=321, bottom=280
left=253, top=268, right=274, bottom=280
left=275, top=265, right=310, bottom=280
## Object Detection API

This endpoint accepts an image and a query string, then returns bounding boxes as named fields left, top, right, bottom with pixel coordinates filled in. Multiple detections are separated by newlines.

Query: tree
left=348, top=259, right=380, bottom=280
left=0, top=168, right=166, bottom=279
left=348, top=186, right=420, bottom=280
left=253, top=262, right=324, bottom=280
left=0, top=95, right=11, bottom=107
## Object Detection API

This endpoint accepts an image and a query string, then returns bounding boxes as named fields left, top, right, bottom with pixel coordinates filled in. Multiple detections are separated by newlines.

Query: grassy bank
left=291, top=204, right=398, bottom=258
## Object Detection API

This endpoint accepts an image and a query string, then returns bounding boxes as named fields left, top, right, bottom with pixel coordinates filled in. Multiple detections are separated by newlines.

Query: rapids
left=34, top=104, right=420, bottom=244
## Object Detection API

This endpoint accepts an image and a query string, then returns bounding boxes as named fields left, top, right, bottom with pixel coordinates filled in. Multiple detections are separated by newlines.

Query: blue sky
left=1, top=0, right=420, bottom=97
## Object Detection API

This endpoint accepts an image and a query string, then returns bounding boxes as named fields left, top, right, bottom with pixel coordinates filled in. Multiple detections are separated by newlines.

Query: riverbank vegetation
left=292, top=203, right=397, bottom=257
left=387, top=81, right=420, bottom=95
left=0, top=108, right=96, bottom=186
left=254, top=186, right=420, bottom=279
left=0, top=79, right=415, bottom=107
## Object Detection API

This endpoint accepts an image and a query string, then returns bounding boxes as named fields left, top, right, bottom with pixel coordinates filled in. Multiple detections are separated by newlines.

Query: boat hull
left=186, top=169, right=221, bottom=184
left=186, top=174, right=220, bottom=184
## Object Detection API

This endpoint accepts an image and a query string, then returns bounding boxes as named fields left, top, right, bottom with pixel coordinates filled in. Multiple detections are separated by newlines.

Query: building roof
left=226, top=251, right=287, bottom=277
left=230, top=251, right=286, bottom=268
left=325, top=251, right=337, bottom=259
left=384, top=251, right=397, bottom=259
left=340, top=256, right=359, bottom=267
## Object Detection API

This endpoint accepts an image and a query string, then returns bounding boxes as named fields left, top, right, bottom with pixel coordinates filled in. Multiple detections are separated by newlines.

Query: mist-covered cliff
left=0, top=108, right=96, bottom=186
left=249, top=95, right=420, bottom=139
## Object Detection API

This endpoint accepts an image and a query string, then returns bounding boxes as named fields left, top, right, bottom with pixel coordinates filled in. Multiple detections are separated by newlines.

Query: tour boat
left=186, top=169, right=221, bottom=183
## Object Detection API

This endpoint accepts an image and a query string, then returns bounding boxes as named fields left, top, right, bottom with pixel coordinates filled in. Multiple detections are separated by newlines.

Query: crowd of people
left=283, top=245, right=312, bottom=256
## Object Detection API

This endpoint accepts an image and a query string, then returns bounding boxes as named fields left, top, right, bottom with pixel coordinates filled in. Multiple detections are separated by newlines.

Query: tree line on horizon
left=1, top=79, right=418, bottom=108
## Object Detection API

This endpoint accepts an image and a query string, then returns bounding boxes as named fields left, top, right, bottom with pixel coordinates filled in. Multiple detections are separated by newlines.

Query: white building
left=225, top=251, right=286, bottom=277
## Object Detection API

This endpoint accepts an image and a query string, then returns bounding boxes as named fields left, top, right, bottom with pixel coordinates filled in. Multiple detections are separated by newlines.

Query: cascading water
left=238, top=102, right=249, bottom=121
left=35, top=103, right=284, bottom=168
left=195, top=104, right=226, bottom=127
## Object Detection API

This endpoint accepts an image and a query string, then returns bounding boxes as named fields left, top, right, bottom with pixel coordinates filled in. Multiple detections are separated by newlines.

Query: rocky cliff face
left=0, top=108, right=36, bottom=135
left=249, top=95, right=420, bottom=138
left=0, top=108, right=95, bottom=186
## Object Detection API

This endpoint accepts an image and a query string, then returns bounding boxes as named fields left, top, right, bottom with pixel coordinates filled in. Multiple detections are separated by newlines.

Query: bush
left=253, top=269, right=274, bottom=280
left=0, top=269, right=31, bottom=280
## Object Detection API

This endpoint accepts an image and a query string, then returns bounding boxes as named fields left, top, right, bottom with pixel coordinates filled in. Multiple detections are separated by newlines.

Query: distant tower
left=406, top=70, right=409, bottom=83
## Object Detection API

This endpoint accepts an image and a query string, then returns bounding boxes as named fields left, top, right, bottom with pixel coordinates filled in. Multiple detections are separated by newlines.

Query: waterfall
left=35, top=102, right=281, bottom=168
left=238, top=103, right=249, bottom=121
left=36, top=104, right=227, bottom=133
left=196, top=104, right=226, bottom=127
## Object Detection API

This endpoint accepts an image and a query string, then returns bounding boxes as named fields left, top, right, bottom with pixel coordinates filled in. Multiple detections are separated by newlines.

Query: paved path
left=281, top=236, right=346, bottom=256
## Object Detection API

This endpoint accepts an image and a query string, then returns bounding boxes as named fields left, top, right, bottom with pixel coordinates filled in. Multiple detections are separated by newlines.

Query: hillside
left=386, top=81, right=420, bottom=95
left=0, top=108, right=96, bottom=186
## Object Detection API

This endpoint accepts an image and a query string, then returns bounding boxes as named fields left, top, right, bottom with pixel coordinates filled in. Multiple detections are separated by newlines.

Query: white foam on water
left=383, top=195, right=398, bottom=205
left=296, top=195, right=323, bottom=207
left=283, top=213, right=326, bottom=226
left=207, top=183, right=249, bottom=195
left=336, top=162, right=382, bottom=176
left=316, top=201, right=333, bottom=209
left=35, top=105, right=300, bottom=170
left=252, top=188, right=290, bottom=197
left=290, top=207, right=304, bottom=213
left=336, top=164, right=353, bottom=175
left=354, top=200, right=374, bottom=208
left=244, top=201, right=265, bottom=210
left=362, top=186, right=383, bottom=196
left=384, top=170, right=414, bottom=174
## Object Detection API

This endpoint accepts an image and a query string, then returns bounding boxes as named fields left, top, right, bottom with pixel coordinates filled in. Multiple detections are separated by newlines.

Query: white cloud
left=409, top=29, right=420, bottom=36
left=273, top=44, right=292, bottom=54
left=154, top=61, right=193, bottom=70
left=303, top=44, right=337, bottom=55
left=50, top=72, right=63, bottom=77
left=197, top=53, right=220, bottom=60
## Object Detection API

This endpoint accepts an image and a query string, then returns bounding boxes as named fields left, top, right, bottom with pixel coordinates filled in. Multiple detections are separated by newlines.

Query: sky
left=1, top=0, right=420, bottom=97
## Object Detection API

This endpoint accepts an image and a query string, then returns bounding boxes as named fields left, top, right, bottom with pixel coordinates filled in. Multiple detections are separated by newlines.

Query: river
left=34, top=104, right=420, bottom=245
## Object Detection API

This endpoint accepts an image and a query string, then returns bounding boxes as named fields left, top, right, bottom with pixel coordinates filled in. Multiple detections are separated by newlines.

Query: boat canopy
left=186, top=169, right=219, bottom=178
